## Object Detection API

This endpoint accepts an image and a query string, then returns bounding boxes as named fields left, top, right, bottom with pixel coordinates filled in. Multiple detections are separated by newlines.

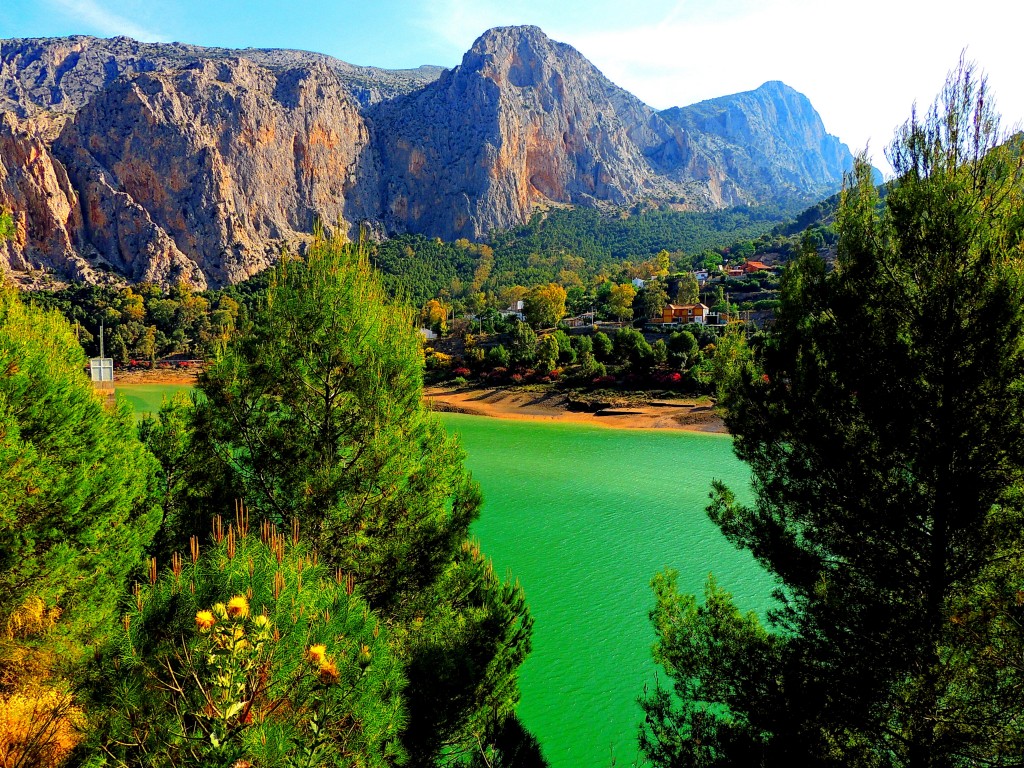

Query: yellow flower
left=195, top=610, right=216, bottom=631
left=318, top=660, right=339, bottom=684
left=307, top=644, right=327, bottom=665
left=227, top=595, right=249, bottom=619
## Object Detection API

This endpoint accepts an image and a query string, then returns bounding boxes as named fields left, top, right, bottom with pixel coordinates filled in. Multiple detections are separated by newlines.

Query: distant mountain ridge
left=0, top=26, right=857, bottom=288
left=0, top=34, right=444, bottom=115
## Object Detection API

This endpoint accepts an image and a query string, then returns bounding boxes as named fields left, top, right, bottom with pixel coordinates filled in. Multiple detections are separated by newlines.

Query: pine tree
left=641, top=61, right=1024, bottom=768
left=169, top=238, right=534, bottom=764
left=0, top=283, right=160, bottom=656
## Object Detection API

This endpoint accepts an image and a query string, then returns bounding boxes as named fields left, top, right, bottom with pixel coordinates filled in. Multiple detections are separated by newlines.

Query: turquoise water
left=441, top=414, right=773, bottom=768
left=120, top=389, right=771, bottom=765
left=117, top=383, right=193, bottom=417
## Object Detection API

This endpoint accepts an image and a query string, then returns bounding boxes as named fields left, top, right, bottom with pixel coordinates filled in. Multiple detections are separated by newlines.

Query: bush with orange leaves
left=0, top=687, right=83, bottom=768
left=78, top=516, right=406, bottom=768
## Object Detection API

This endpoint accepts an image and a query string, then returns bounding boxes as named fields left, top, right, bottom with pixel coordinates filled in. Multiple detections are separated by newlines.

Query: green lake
left=444, top=414, right=771, bottom=768
left=116, top=383, right=193, bottom=418
left=120, top=384, right=773, bottom=767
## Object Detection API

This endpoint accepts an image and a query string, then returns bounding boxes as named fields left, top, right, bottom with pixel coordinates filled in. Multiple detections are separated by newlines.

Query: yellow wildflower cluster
left=227, top=595, right=249, bottom=619
left=195, top=610, right=216, bottom=631
left=307, top=644, right=339, bottom=683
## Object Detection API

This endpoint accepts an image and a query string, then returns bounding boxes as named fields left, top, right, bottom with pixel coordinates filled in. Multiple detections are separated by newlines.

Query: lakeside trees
left=0, top=233, right=538, bottom=765
left=641, top=62, right=1024, bottom=767
left=0, top=285, right=160, bottom=649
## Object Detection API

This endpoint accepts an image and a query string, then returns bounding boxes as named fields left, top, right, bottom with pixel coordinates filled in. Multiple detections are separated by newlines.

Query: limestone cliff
left=53, top=57, right=379, bottom=287
left=0, top=114, right=90, bottom=280
left=659, top=81, right=856, bottom=202
left=0, top=35, right=443, bottom=117
left=0, top=28, right=857, bottom=287
left=371, top=26, right=729, bottom=240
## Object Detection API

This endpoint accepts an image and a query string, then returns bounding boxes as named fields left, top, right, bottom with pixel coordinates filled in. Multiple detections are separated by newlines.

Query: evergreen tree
left=509, top=321, right=538, bottom=367
left=641, top=61, right=1024, bottom=768
left=174, top=239, right=534, bottom=764
left=535, top=334, right=560, bottom=374
left=592, top=331, right=613, bottom=361
left=0, top=284, right=160, bottom=657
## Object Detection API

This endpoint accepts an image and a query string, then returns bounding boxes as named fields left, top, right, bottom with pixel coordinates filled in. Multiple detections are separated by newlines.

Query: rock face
left=659, top=81, right=855, bottom=202
left=0, top=27, right=857, bottom=287
left=0, top=35, right=444, bottom=117
left=371, top=26, right=726, bottom=240
left=0, top=114, right=89, bottom=279
left=54, top=57, right=378, bottom=287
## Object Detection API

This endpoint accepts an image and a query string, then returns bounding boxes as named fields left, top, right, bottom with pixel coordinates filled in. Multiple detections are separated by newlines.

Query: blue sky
left=3, top=0, right=1020, bottom=175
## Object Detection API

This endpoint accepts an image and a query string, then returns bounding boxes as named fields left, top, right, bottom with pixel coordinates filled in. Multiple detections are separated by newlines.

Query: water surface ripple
left=442, top=413, right=774, bottom=768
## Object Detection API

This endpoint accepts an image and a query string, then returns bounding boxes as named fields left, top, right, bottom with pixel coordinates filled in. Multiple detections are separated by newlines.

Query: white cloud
left=545, top=0, right=1023, bottom=175
left=47, top=0, right=165, bottom=41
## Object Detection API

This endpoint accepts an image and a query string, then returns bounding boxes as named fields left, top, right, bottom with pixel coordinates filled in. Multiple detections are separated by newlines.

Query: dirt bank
left=424, top=387, right=727, bottom=433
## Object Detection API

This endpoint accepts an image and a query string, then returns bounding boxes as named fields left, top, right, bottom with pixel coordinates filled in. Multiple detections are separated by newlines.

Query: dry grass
left=0, top=688, right=83, bottom=768
left=0, top=597, right=83, bottom=768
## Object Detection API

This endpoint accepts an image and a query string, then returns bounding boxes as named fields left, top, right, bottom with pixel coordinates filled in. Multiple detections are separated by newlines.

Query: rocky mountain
left=0, top=26, right=856, bottom=288
left=660, top=81, right=856, bottom=202
left=0, top=35, right=443, bottom=117
left=370, top=26, right=730, bottom=241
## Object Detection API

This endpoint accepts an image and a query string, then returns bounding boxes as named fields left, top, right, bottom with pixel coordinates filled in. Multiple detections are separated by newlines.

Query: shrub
left=486, top=344, right=511, bottom=369
left=0, top=687, right=83, bottom=768
left=84, top=514, right=406, bottom=768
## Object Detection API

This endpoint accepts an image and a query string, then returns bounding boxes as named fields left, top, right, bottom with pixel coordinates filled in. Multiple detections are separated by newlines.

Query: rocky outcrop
left=659, top=81, right=856, bottom=201
left=371, top=26, right=730, bottom=240
left=53, top=57, right=379, bottom=287
left=0, top=114, right=93, bottom=280
left=0, top=27, right=857, bottom=287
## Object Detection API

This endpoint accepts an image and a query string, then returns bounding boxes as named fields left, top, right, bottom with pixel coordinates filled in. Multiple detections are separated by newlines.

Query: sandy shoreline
left=424, top=386, right=728, bottom=433
left=115, top=373, right=727, bottom=433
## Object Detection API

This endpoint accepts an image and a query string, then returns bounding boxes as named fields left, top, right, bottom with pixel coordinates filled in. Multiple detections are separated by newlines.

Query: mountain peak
left=472, top=25, right=551, bottom=48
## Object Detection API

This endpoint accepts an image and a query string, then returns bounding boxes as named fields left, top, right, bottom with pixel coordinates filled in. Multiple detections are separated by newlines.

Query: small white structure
left=419, top=327, right=438, bottom=341
left=632, top=278, right=647, bottom=289
left=500, top=299, right=525, bottom=322
left=90, top=324, right=114, bottom=393
left=89, top=357, right=114, bottom=382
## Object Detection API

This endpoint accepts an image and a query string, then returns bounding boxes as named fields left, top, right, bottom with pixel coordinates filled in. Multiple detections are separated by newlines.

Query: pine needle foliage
left=641, top=60, right=1024, bottom=768
left=167, top=237, right=534, bottom=763
left=0, top=282, right=160, bottom=658
left=83, top=513, right=407, bottom=768
left=189, top=241, right=478, bottom=609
